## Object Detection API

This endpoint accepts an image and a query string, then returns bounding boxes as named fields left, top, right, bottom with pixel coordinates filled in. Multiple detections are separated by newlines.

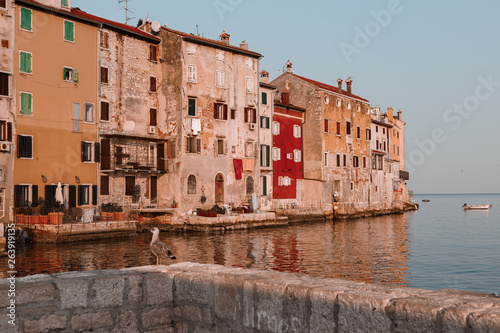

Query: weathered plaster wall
left=1, top=263, right=499, bottom=333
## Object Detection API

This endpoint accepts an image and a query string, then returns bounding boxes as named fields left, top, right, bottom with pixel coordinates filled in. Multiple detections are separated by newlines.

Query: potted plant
left=49, top=201, right=64, bottom=225
left=38, top=197, right=51, bottom=225
left=100, top=202, right=114, bottom=220
left=113, top=204, right=125, bottom=221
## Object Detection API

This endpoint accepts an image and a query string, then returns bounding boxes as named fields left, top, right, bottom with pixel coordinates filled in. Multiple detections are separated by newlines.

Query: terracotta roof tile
left=291, top=73, right=369, bottom=102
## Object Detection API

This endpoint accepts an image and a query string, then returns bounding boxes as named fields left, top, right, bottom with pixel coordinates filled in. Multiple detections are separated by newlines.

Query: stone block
left=182, top=305, right=203, bottom=322
left=309, top=284, right=346, bottom=333
left=283, top=283, right=310, bottom=333
left=16, top=282, right=55, bottom=306
left=56, top=279, right=88, bottom=309
left=113, top=310, right=139, bottom=333
left=19, top=306, right=57, bottom=321
left=337, top=290, right=393, bottom=333
left=142, top=306, right=173, bottom=329
left=91, top=276, right=124, bottom=308
left=128, top=275, right=143, bottom=304
left=214, top=275, right=242, bottom=321
left=70, top=311, right=113, bottom=331
left=254, top=280, right=286, bottom=333
left=24, top=314, right=67, bottom=333
left=439, top=301, right=494, bottom=333
left=468, top=307, right=500, bottom=333
left=145, top=273, right=174, bottom=305
left=174, top=272, right=211, bottom=305
left=144, top=328, right=175, bottom=333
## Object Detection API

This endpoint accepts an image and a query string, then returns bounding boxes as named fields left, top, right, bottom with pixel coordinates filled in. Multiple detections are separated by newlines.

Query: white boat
left=462, top=204, right=492, bottom=210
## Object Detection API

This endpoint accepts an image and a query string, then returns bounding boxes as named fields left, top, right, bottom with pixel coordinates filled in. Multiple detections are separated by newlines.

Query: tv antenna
left=118, top=0, right=135, bottom=25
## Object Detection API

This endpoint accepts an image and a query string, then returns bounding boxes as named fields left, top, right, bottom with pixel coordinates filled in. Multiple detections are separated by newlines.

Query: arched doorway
left=215, top=173, right=224, bottom=204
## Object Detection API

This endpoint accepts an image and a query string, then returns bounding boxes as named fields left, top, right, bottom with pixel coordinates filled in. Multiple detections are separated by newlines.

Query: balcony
left=399, top=170, right=410, bottom=180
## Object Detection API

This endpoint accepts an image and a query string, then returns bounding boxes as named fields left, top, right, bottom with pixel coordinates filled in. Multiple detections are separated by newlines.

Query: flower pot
left=49, top=212, right=64, bottom=225
left=113, top=212, right=125, bottom=221
left=28, top=215, right=40, bottom=224
left=102, top=212, right=113, bottom=221
left=40, top=215, right=50, bottom=225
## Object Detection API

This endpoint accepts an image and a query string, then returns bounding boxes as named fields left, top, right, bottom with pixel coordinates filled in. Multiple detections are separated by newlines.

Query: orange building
left=13, top=0, right=99, bottom=210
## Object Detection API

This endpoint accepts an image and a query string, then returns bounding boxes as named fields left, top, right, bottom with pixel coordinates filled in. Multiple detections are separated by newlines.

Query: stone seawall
left=1, top=263, right=499, bottom=332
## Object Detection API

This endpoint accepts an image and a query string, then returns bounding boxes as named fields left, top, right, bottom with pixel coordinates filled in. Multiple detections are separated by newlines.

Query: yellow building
left=13, top=0, right=98, bottom=210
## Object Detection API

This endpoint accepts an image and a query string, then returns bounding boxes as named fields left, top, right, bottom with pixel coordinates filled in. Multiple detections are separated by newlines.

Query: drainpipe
left=96, top=24, right=102, bottom=211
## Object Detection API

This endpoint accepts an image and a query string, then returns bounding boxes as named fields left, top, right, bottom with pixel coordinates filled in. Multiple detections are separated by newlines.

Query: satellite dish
left=151, top=21, right=161, bottom=33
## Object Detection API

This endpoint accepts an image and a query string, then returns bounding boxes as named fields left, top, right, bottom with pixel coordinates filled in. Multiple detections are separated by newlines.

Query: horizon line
left=413, top=193, right=500, bottom=195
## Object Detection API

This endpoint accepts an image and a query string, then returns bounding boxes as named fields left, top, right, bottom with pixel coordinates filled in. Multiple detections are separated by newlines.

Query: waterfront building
left=0, top=0, right=16, bottom=223
left=272, top=86, right=305, bottom=206
left=141, top=24, right=262, bottom=211
left=386, top=107, right=410, bottom=202
left=271, top=61, right=373, bottom=216
left=12, top=0, right=99, bottom=211
left=258, top=71, right=276, bottom=210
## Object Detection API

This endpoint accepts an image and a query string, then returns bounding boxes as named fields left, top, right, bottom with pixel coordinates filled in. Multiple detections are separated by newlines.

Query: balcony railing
left=399, top=170, right=410, bottom=180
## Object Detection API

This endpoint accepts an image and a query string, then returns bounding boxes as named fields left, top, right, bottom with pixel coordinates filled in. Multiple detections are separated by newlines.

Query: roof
left=260, top=82, right=277, bottom=90
left=291, top=73, right=369, bottom=103
left=17, top=0, right=160, bottom=43
left=160, top=26, right=262, bottom=59
left=274, top=102, right=306, bottom=112
left=371, top=119, right=394, bottom=128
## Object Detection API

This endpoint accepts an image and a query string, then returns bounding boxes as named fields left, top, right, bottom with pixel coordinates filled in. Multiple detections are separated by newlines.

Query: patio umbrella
left=55, top=182, right=64, bottom=204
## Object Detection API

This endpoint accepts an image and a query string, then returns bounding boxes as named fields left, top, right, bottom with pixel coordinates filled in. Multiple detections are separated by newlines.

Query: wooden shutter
left=149, top=108, right=157, bottom=126
left=69, top=185, right=76, bottom=208
left=262, top=92, right=267, bottom=105
left=223, top=104, right=228, bottom=120
left=101, top=67, right=108, bottom=83
left=196, top=138, right=201, bottom=154
left=125, top=176, right=135, bottom=196
left=31, top=185, right=38, bottom=207
left=94, top=142, right=100, bottom=163
left=213, top=103, right=218, bottom=119
left=150, top=76, right=156, bottom=92
left=100, top=139, right=110, bottom=169
left=78, top=185, right=84, bottom=205
left=262, top=176, right=267, bottom=196
left=45, top=185, right=56, bottom=207
left=64, top=21, right=74, bottom=41
left=100, top=176, right=109, bottom=195
left=21, top=8, right=31, bottom=30
left=324, top=119, right=328, bottom=133
left=92, top=185, right=98, bottom=205
left=150, top=45, right=158, bottom=61
left=81, top=141, right=86, bottom=162
left=17, top=135, right=22, bottom=158
left=157, top=142, right=165, bottom=171
left=231, top=109, right=235, bottom=120
left=100, top=101, right=109, bottom=121
left=188, top=98, right=196, bottom=116
left=266, top=145, right=270, bottom=167
left=150, top=176, right=157, bottom=201
left=0, top=72, right=8, bottom=96
left=14, top=185, right=22, bottom=208
left=252, top=108, right=256, bottom=123
left=7, top=122, right=12, bottom=142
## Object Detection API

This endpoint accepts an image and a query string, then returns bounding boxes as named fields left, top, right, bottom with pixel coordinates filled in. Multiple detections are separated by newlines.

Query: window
left=61, top=0, right=69, bottom=7
left=324, top=119, right=329, bottom=133
left=188, top=65, right=197, bottom=83
left=149, top=108, right=157, bottom=126
left=372, top=155, right=376, bottom=169
left=20, top=7, right=32, bottom=31
left=125, top=176, right=135, bottom=196
left=84, top=103, right=94, bottom=123
left=244, top=107, right=256, bottom=123
left=397, top=132, right=400, bottom=139
left=336, top=98, right=341, bottom=107
left=260, top=144, right=270, bottom=167
left=188, top=98, right=196, bottom=116
left=278, top=176, right=291, bottom=186
left=383, top=128, right=386, bottom=135
left=346, top=121, right=351, bottom=135
left=262, top=92, right=267, bottom=105
left=353, top=156, right=359, bottom=168
left=63, top=67, right=78, bottom=82
left=324, top=95, right=329, bottom=105
left=363, top=156, right=367, bottom=168
left=246, top=77, right=254, bottom=93
left=260, top=116, right=270, bottom=129
left=0, top=72, right=9, bottom=96
left=187, top=175, right=196, bottom=194
left=217, top=139, right=227, bottom=155
left=1, top=0, right=6, bottom=9
left=357, top=105, right=361, bottom=112
left=81, top=141, right=93, bottom=162
left=293, top=149, right=301, bottom=162
left=150, top=76, right=156, bottom=92
left=343, top=154, right=346, bottom=167
left=230, top=108, right=236, bottom=120
left=377, top=155, right=383, bottom=170
left=346, top=101, right=351, bottom=109
left=245, top=141, right=254, bottom=157
left=336, top=154, right=341, bottom=167
left=324, top=152, right=328, bottom=167
left=101, top=67, right=108, bottom=83
left=73, top=103, right=80, bottom=132
left=186, top=136, right=201, bottom=154
left=17, top=135, right=33, bottom=158
left=149, top=45, right=158, bottom=61
left=376, top=126, right=379, bottom=133
left=100, top=175, right=109, bottom=195
left=293, top=125, right=301, bottom=138
left=148, top=143, right=156, bottom=166
left=272, top=121, right=280, bottom=135
left=216, top=70, right=224, bottom=87
left=14, top=184, right=32, bottom=207
left=20, top=51, right=32, bottom=74
left=64, top=20, right=75, bottom=42
left=246, top=176, right=254, bottom=195
left=261, top=175, right=267, bottom=196
left=336, top=122, right=341, bottom=135
left=100, top=101, right=109, bottom=121
left=214, top=102, right=228, bottom=120
left=100, top=31, right=109, bottom=49
left=0, top=121, right=12, bottom=142
left=272, top=147, right=281, bottom=161
left=20, top=92, right=32, bottom=115
left=383, top=141, right=386, bottom=152
left=357, top=126, right=361, bottom=139
left=366, top=128, right=371, bottom=140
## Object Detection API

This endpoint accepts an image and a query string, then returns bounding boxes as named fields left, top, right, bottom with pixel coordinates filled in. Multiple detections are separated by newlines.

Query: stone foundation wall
left=1, top=263, right=499, bottom=332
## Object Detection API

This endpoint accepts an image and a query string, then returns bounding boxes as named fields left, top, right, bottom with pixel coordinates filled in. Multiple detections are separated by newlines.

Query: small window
left=357, top=126, right=361, bottom=139
left=0, top=72, right=8, bottom=96
left=187, top=175, right=196, bottom=194
left=336, top=98, right=341, bottom=107
left=0, top=121, right=13, bottom=142
left=186, top=136, right=201, bottom=154
left=260, top=116, right=270, bottom=129
left=336, top=121, right=341, bottom=135
left=260, top=144, right=270, bottom=167
left=150, top=76, right=157, bottom=92
left=20, top=7, right=32, bottom=31
left=262, top=92, right=267, bottom=105
left=84, top=103, right=94, bottom=123
left=343, top=154, right=347, bottom=167
left=81, top=141, right=93, bottom=162
left=101, top=67, right=108, bottom=83
left=20, top=92, right=32, bottom=116
left=100, top=175, right=109, bottom=195
left=324, top=152, right=328, bottom=167
left=20, top=51, right=32, bottom=74
left=261, top=175, right=267, bottom=196
left=346, top=101, right=351, bottom=109
left=149, top=45, right=158, bottom=61
left=1, top=0, right=7, bottom=9
left=293, top=149, right=301, bottom=162
left=353, top=156, right=359, bottom=168
left=17, top=135, right=33, bottom=159
left=100, top=31, right=109, bottom=49
left=346, top=121, right=351, bottom=135
left=217, top=139, right=226, bottom=155
left=246, top=77, right=254, bottom=93
left=336, top=154, right=341, bottom=167
left=272, top=147, right=281, bottom=161
left=188, top=98, right=196, bottom=117
left=63, top=67, right=78, bottom=82
left=366, top=128, right=371, bottom=140
left=324, top=119, right=329, bottom=133
left=246, top=176, right=254, bottom=195
left=64, top=20, right=75, bottom=42
left=216, top=70, right=224, bottom=87
left=61, top=0, right=69, bottom=7
left=244, top=107, right=256, bottom=123
left=149, top=108, right=157, bottom=126
left=78, top=185, right=91, bottom=205
left=188, top=65, right=197, bottom=83
left=357, top=105, right=361, bottom=112
left=100, top=101, right=109, bottom=121
left=324, top=95, right=329, bottom=104
left=125, top=176, right=135, bottom=196
left=214, top=102, right=228, bottom=120
left=272, top=121, right=280, bottom=135
left=293, top=125, right=301, bottom=138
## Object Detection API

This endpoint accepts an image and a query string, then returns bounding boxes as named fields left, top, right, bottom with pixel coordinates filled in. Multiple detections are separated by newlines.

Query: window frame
left=100, top=66, right=108, bottom=84
left=186, top=136, right=201, bottom=154
left=17, top=134, right=33, bottom=159
left=20, top=91, right=33, bottom=116
left=244, top=107, right=256, bottom=124
left=63, top=20, right=75, bottom=43
left=188, top=97, right=196, bottom=117
left=293, top=149, right=301, bottom=162
left=100, top=30, right=109, bottom=49
left=81, top=141, right=93, bottom=163
left=260, top=116, right=270, bottom=129
left=214, top=102, right=228, bottom=120
left=84, top=102, right=94, bottom=123
left=260, top=144, right=270, bottom=167
left=100, top=100, right=110, bottom=121
left=293, top=124, right=301, bottom=138
left=188, top=64, right=197, bottom=83
left=63, top=66, right=78, bottom=82
left=272, top=121, right=280, bottom=135
left=19, top=51, right=32, bottom=74
left=187, top=175, right=196, bottom=194
left=0, top=72, right=8, bottom=97
left=20, top=7, right=32, bottom=32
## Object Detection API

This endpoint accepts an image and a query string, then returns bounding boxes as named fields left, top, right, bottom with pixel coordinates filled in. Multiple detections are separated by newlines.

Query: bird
left=150, top=227, right=176, bottom=265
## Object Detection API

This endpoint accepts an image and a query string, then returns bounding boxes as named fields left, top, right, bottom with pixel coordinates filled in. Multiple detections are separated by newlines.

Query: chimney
left=219, top=29, right=230, bottom=45
left=281, top=89, right=290, bottom=105
left=260, top=70, right=269, bottom=84
left=239, top=41, right=248, bottom=50
left=397, top=110, right=402, bottom=120
left=337, top=79, right=343, bottom=93
left=387, top=107, right=394, bottom=119
left=345, top=77, right=352, bottom=95
left=285, top=59, right=293, bottom=73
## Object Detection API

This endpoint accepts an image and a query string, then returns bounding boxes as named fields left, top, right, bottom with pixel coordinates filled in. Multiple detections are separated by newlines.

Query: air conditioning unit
left=0, top=142, right=10, bottom=152
left=148, top=126, right=157, bottom=134
left=249, top=123, right=256, bottom=131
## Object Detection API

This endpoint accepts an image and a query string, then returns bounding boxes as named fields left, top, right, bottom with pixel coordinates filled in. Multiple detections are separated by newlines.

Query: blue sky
left=72, top=0, right=500, bottom=194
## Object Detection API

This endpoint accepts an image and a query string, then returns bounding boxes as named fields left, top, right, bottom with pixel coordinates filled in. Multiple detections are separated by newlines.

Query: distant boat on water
left=462, top=203, right=492, bottom=210
left=422, top=199, right=430, bottom=202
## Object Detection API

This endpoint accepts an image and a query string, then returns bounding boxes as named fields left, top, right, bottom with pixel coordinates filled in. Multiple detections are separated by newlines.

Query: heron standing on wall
left=150, top=227, right=176, bottom=265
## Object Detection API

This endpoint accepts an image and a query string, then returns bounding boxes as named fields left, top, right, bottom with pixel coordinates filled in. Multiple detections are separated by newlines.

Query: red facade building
left=272, top=94, right=305, bottom=200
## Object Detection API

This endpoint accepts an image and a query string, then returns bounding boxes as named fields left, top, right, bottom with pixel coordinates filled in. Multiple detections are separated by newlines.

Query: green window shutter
left=20, top=92, right=31, bottom=115
left=260, top=145, right=263, bottom=167
left=188, top=98, right=196, bottom=116
left=72, top=69, right=78, bottom=82
left=262, top=176, right=267, bottom=196
left=64, top=21, right=74, bottom=41
left=266, top=145, right=270, bottom=167
left=20, top=52, right=32, bottom=73
left=20, top=8, right=32, bottom=31
left=61, top=0, right=69, bottom=6
left=262, top=92, right=267, bottom=105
